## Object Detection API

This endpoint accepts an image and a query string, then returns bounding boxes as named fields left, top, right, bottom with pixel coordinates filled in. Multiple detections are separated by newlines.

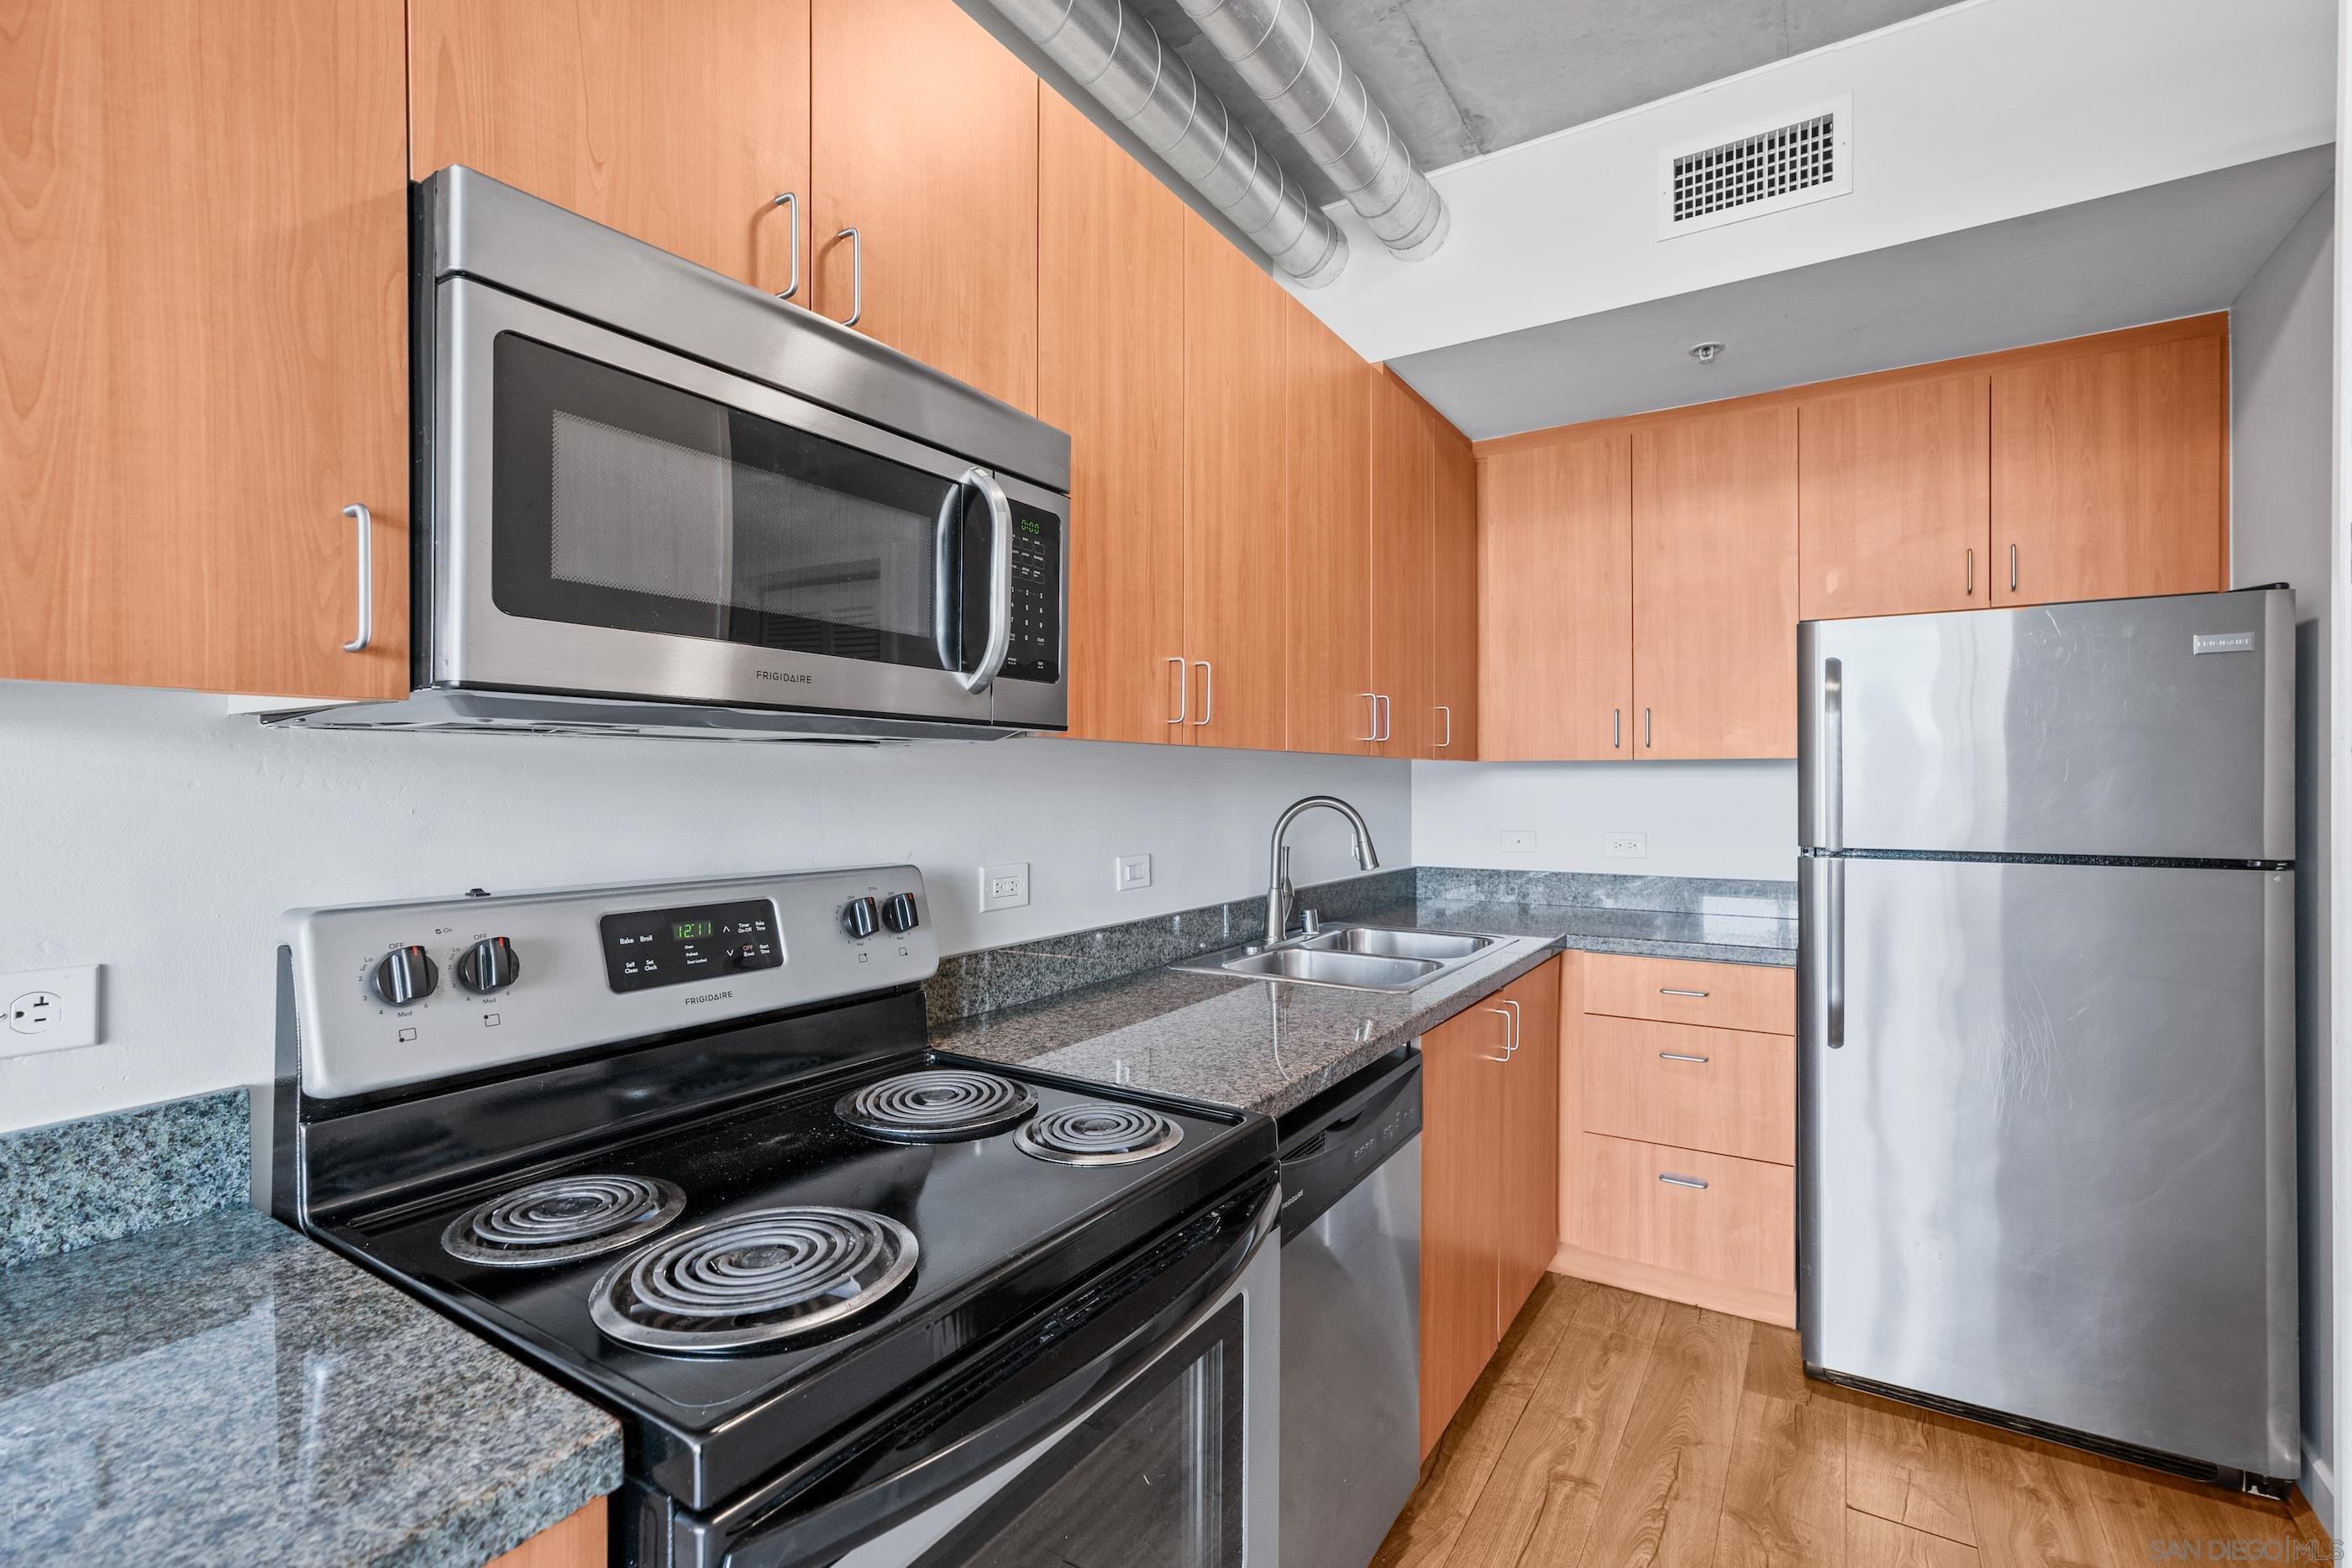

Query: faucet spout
left=1266, top=795, right=1381, bottom=947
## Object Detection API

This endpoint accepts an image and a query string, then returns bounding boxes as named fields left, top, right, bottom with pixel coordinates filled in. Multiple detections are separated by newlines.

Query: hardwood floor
left=1376, top=1274, right=2333, bottom=1568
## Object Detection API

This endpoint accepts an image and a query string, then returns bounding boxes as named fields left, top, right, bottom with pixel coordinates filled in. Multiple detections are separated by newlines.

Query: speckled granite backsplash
left=1, top=1088, right=249, bottom=1269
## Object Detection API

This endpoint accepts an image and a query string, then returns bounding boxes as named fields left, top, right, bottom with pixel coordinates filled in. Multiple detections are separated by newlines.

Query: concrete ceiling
left=1124, top=0, right=1963, bottom=206
left=1389, top=145, right=2334, bottom=439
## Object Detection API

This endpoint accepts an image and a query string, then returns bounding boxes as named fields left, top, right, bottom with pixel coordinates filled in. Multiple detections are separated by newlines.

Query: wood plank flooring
left=1375, top=1274, right=2333, bottom=1568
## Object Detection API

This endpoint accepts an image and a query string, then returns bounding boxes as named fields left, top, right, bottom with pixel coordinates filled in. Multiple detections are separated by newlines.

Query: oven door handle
left=954, top=466, right=1013, bottom=695
left=692, top=1178, right=1280, bottom=1568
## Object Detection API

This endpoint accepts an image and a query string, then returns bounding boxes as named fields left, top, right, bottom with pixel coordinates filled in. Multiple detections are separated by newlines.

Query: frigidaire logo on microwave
left=754, top=669, right=815, bottom=684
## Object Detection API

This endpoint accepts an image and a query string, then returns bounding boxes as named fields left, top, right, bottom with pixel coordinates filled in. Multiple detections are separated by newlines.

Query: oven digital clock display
left=599, top=899, right=781, bottom=993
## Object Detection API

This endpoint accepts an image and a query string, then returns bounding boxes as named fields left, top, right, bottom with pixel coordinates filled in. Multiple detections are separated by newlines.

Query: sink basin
left=1299, top=927, right=1495, bottom=962
left=1219, top=947, right=1442, bottom=990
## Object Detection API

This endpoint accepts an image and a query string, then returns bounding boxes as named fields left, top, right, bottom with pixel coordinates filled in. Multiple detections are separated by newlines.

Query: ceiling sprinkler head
left=1690, top=341, right=1725, bottom=364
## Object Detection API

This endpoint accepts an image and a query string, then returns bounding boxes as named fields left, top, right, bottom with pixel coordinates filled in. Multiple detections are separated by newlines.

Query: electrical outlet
left=1115, top=853, right=1152, bottom=893
left=3, top=965, right=101, bottom=1057
left=1604, top=832, right=1648, bottom=858
left=980, top=863, right=1032, bottom=912
left=1500, top=830, right=1536, bottom=854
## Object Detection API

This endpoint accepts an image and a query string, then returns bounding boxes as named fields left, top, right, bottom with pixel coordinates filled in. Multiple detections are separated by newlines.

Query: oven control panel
left=1000, top=506, right=1062, bottom=684
left=287, top=867, right=937, bottom=1100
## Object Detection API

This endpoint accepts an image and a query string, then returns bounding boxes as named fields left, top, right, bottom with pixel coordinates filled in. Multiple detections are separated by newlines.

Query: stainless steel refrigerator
left=1798, top=587, right=2298, bottom=1486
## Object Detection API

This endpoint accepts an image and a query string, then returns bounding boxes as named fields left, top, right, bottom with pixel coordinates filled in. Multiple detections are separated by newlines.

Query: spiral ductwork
left=986, top=0, right=1349, bottom=286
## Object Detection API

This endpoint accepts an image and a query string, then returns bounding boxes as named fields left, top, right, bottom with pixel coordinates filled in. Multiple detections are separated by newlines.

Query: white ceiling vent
left=1659, top=97, right=1851, bottom=238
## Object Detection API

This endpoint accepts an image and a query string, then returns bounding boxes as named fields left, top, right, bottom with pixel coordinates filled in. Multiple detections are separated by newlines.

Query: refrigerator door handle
left=1825, top=856, right=1845, bottom=1048
left=1821, top=657, right=1844, bottom=851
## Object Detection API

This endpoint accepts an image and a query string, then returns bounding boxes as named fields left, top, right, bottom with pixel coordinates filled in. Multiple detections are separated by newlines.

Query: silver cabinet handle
left=770, top=191, right=801, bottom=301
left=1613, top=708, right=1621, bottom=749
left=1359, top=692, right=1379, bottom=743
left=1483, top=1007, right=1513, bottom=1062
left=1820, top=656, right=1844, bottom=851
left=1826, top=854, right=1846, bottom=1048
left=1168, top=657, right=1189, bottom=726
left=1373, top=693, right=1392, bottom=742
left=339, top=504, right=373, bottom=653
left=832, top=225, right=863, bottom=328
left=955, top=468, right=1011, bottom=694
left=1658, top=1051, right=1711, bottom=1064
left=1192, top=660, right=1214, bottom=726
left=2009, top=541, right=2019, bottom=592
left=1658, top=1172, right=1709, bottom=1191
left=1436, top=704, right=1452, bottom=749
left=1501, top=998, right=1521, bottom=1057
left=1644, top=707, right=1652, bottom=748
left=1965, top=547, right=1974, bottom=595
left=1659, top=987, right=1709, bottom=999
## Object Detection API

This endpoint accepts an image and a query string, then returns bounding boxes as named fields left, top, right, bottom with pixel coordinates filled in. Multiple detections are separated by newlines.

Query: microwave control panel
left=1000, top=506, right=1062, bottom=684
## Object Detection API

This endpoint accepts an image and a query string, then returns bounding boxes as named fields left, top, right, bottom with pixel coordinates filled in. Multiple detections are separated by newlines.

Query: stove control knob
left=880, top=893, right=920, bottom=934
left=841, top=897, right=880, bottom=940
left=371, top=946, right=439, bottom=1006
left=454, top=936, right=521, bottom=995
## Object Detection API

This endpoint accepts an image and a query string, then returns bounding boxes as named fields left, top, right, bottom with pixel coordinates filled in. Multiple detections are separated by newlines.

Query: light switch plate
left=3, top=964, right=101, bottom=1057
left=980, top=863, right=1032, bottom=912
left=1500, top=830, right=1537, bottom=854
left=1604, top=832, right=1648, bottom=858
left=1116, top=853, right=1152, bottom=893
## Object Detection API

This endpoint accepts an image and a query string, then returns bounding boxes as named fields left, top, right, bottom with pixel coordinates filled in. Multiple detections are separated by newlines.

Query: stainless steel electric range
left=252, top=866, right=1278, bottom=1568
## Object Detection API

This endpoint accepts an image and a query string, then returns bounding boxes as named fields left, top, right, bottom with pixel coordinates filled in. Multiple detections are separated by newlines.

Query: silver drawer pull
left=1658, top=1172, right=1709, bottom=1191
left=1659, top=987, right=1709, bottom=999
left=1658, top=1051, right=1710, bottom=1064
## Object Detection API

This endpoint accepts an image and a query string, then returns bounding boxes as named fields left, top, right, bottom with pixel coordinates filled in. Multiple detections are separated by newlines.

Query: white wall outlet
left=1500, top=830, right=1537, bottom=854
left=980, top=863, right=1032, bottom=912
left=3, top=964, right=101, bottom=1057
left=1604, top=832, right=1648, bottom=858
left=1115, top=853, right=1153, bottom=893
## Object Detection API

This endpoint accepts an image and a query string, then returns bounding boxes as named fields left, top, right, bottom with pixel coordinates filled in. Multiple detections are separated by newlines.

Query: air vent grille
left=1660, top=97, right=1851, bottom=237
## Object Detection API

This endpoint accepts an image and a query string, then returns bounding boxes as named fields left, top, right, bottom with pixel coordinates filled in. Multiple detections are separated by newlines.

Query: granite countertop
left=0, top=1206, right=621, bottom=1568
left=933, top=896, right=1798, bottom=1119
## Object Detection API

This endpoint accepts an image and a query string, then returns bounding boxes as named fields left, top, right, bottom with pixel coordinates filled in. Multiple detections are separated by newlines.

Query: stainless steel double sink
left=1170, top=925, right=1504, bottom=993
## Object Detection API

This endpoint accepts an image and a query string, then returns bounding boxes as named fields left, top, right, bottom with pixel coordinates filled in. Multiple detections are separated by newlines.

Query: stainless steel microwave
left=275, top=167, right=1068, bottom=742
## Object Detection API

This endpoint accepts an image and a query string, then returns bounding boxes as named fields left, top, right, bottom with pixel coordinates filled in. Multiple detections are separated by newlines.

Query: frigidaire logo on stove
left=754, top=669, right=814, bottom=684
left=682, top=990, right=735, bottom=1005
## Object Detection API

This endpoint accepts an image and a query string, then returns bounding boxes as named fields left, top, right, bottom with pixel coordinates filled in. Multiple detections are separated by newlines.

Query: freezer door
left=1798, top=590, right=2292, bottom=860
left=1798, top=856, right=2296, bottom=1477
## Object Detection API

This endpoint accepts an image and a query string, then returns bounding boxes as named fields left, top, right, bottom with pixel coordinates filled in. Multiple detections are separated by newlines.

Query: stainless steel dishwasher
left=1278, top=1046, right=1422, bottom=1568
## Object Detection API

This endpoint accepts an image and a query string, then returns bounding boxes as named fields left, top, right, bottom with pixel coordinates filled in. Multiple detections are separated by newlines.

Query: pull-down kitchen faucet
left=1266, top=795, right=1380, bottom=947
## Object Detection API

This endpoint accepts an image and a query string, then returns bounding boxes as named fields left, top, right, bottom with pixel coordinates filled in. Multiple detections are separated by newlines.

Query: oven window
left=912, top=1301, right=1248, bottom=1568
left=490, top=333, right=985, bottom=673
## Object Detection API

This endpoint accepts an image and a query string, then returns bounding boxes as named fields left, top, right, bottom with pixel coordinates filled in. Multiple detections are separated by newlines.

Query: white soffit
left=1287, top=0, right=2336, bottom=364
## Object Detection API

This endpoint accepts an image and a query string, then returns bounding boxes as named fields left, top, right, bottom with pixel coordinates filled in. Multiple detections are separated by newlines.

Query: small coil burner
left=591, top=1206, right=918, bottom=1354
left=837, top=1068, right=1037, bottom=1142
left=442, top=1173, right=686, bottom=1267
left=1013, top=1104, right=1184, bottom=1167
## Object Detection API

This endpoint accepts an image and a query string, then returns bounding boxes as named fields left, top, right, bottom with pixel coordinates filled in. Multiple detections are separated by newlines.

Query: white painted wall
left=2233, top=184, right=2339, bottom=1523
left=1294, top=0, right=2336, bottom=368
left=0, top=681, right=1409, bottom=1135
left=1410, top=758, right=1798, bottom=884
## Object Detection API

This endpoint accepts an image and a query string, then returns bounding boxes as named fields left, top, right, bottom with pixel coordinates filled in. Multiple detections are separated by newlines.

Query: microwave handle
left=956, top=466, right=1013, bottom=695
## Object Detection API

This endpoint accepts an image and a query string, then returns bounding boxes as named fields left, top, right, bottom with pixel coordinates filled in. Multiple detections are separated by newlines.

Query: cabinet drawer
left=1567, top=1134, right=1793, bottom=1297
left=1583, top=953, right=1793, bottom=1034
left=1583, top=1015, right=1793, bottom=1164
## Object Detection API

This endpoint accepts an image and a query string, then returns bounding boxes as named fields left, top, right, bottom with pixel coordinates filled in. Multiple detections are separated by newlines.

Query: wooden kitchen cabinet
left=488, top=1497, right=606, bottom=1566
left=1799, top=373, right=1991, bottom=620
left=2, top=0, right=412, bottom=700
left=1429, top=422, right=1481, bottom=759
left=1992, top=319, right=2227, bottom=606
left=1369, top=374, right=1437, bottom=759
left=1284, top=304, right=1377, bottom=756
left=1420, top=956, right=1564, bottom=1455
left=1477, top=433, right=1634, bottom=760
left=811, top=0, right=1039, bottom=411
left=1040, top=93, right=1187, bottom=746
left=1631, top=403, right=1799, bottom=759
left=407, top=0, right=811, bottom=296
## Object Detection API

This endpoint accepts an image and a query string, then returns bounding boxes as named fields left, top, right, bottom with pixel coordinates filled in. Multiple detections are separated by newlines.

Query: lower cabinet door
left=1419, top=1001, right=1508, bottom=1455
left=1495, top=959, right=1562, bottom=1326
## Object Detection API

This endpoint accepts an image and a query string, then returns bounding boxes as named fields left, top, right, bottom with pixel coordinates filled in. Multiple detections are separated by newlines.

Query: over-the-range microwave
left=270, top=166, right=1068, bottom=742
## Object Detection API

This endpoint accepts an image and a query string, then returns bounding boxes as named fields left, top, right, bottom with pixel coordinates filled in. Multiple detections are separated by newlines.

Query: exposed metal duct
left=986, top=0, right=1350, bottom=287
left=1179, top=0, right=1448, bottom=260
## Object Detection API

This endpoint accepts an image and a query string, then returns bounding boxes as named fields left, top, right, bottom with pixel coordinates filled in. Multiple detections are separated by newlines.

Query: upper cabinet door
left=408, top=0, right=811, bottom=295
left=1428, top=423, right=1480, bottom=760
left=3, top=0, right=410, bottom=700
left=1040, top=93, right=1186, bottom=746
left=811, top=0, right=1038, bottom=411
left=1991, top=326, right=2226, bottom=607
left=1182, top=215, right=1290, bottom=752
left=1633, top=406, right=1799, bottom=759
left=1370, top=376, right=1437, bottom=759
left=1284, top=304, right=1375, bottom=757
left=1478, top=436, right=1634, bottom=760
left=1799, top=375, right=1990, bottom=621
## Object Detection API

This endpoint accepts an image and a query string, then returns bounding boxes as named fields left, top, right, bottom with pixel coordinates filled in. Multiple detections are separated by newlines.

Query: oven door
left=428, top=277, right=1068, bottom=729
left=644, top=1180, right=1278, bottom=1568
